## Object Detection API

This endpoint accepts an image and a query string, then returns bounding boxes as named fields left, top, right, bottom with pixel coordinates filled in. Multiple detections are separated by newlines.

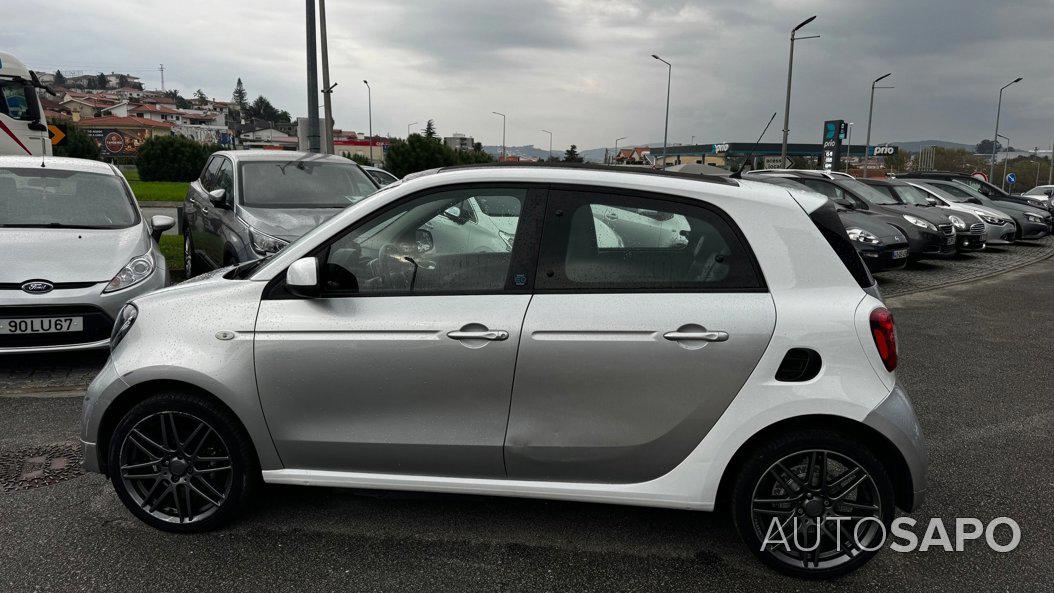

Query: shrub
left=135, top=135, right=220, bottom=182
left=53, top=125, right=101, bottom=160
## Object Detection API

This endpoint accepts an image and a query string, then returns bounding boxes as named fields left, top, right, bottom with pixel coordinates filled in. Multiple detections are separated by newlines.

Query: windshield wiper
left=0, top=223, right=113, bottom=229
left=278, top=152, right=319, bottom=174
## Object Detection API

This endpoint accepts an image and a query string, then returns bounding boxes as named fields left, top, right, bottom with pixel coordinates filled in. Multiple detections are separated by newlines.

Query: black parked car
left=748, top=175, right=909, bottom=272
left=907, top=179, right=1051, bottom=241
left=747, top=170, right=955, bottom=261
left=896, top=171, right=1053, bottom=213
left=860, top=178, right=986, bottom=252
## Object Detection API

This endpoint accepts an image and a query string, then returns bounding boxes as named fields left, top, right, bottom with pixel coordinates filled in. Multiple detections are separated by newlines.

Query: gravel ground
left=0, top=249, right=1051, bottom=592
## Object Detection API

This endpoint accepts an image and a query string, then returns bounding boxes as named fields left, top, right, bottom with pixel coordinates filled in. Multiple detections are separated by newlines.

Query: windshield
left=239, top=161, right=378, bottom=208
left=893, top=184, right=933, bottom=206
left=918, top=183, right=965, bottom=203
left=0, top=168, right=139, bottom=228
left=836, top=179, right=900, bottom=205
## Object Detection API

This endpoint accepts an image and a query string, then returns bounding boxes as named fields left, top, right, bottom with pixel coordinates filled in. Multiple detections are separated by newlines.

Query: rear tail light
left=869, top=307, right=898, bottom=372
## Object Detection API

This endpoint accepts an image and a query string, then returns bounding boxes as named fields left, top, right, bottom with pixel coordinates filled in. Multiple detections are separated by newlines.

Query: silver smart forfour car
left=82, top=164, right=926, bottom=578
left=0, top=156, right=171, bottom=353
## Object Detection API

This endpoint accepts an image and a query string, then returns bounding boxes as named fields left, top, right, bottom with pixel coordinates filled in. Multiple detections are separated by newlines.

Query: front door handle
left=448, top=329, right=509, bottom=341
left=663, top=330, right=729, bottom=342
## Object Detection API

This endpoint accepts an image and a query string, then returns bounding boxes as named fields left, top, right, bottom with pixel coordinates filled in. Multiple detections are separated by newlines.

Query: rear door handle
left=447, top=330, right=509, bottom=341
left=663, top=330, right=728, bottom=342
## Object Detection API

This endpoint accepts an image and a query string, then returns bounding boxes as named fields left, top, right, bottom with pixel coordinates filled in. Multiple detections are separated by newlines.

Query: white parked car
left=81, top=165, right=926, bottom=578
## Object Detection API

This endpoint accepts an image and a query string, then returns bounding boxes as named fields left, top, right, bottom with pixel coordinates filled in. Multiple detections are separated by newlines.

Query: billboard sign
left=870, top=145, right=898, bottom=157
left=822, top=120, right=847, bottom=171
left=86, top=128, right=149, bottom=157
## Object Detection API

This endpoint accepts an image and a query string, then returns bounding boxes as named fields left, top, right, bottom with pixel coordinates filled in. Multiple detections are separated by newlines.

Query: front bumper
left=863, top=383, right=928, bottom=511
left=955, top=232, right=986, bottom=252
left=858, top=242, right=909, bottom=272
left=80, top=357, right=128, bottom=475
left=1017, top=219, right=1051, bottom=240
left=0, top=268, right=165, bottom=354
left=984, top=221, right=1017, bottom=244
left=906, top=229, right=956, bottom=259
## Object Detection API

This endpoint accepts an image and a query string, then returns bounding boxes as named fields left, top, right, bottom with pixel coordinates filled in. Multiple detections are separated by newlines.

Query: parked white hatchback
left=81, top=164, right=925, bottom=578
left=0, top=156, right=172, bottom=352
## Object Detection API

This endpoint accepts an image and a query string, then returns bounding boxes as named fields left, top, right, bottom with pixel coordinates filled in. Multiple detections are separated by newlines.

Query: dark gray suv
left=183, top=150, right=378, bottom=276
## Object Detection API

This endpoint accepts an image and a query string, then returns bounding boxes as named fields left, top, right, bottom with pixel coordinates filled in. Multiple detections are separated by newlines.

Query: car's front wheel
left=183, top=231, right=195, bottom=278
left=730, top=429, right=895, bottom=579
left=107, top=391, right=257, bottom=532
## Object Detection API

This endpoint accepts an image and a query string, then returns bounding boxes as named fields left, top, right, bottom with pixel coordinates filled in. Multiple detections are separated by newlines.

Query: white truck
left=0, top=52, right=51, bottom=156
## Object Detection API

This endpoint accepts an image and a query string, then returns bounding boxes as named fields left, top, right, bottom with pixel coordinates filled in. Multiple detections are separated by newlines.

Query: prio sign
left=871, top=146, right=897, bottom=156
left=821, top=119, right=847, bottom=171
left=712, top=143, right=729, bottom=154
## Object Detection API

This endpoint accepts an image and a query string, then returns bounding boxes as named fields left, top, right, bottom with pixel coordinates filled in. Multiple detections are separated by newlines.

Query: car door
left=205, top=157, right=235, bottom=267
left=187, top=156, right=221, bottom=266
left=254, top=185, right=546, bottom=478
left=505, top=188, right=776, bottom=483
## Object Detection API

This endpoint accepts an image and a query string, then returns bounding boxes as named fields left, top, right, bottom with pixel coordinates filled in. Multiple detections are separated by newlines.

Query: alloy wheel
left=750, top=449, right=884, bottom=571
left=183, top=234, right=193, bottom=277
left=118, top=411, right=233, bottom=524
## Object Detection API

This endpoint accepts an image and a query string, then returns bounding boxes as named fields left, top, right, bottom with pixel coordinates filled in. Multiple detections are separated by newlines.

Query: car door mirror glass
left=415, top=229, right=434, bottom=254
left=208, top=188, right=227, bottom=206
left=286, top=257, right=320, bottom=297
left=443, top=205, right=463, bottom=222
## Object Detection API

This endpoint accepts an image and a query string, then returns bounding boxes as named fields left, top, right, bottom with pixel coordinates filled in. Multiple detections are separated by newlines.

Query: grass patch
left=159, top=235, right=184, bottom=272
left=122, top=169, right=190, bottom=202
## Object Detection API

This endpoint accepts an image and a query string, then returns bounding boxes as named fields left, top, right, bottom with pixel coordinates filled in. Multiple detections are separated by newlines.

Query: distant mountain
left=888, top=140, right=977, bottom=153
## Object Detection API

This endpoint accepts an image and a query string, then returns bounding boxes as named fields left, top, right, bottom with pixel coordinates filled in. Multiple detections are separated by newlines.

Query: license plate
left=945, top=237, right=955, bottom=245
left=0, top=317, right=84, bottom=334
left=892, top=249, right=909, bottom=259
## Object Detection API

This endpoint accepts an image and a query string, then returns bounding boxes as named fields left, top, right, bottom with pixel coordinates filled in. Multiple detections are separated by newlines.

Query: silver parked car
left=0, top=156, right=171, bottom=352
left=183, top=150, right=378, bottom=276
left=82, top=165, right=926, bottom=578
left=904, top=181, right=1017, bottom=244
left=362, top=165, right=399, bottom=186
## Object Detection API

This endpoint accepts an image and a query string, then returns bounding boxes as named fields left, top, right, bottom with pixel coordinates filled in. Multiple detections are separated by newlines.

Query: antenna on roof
left=40, top=132, right=47, bottom=167
left=730, top=112, right=777, bottom=179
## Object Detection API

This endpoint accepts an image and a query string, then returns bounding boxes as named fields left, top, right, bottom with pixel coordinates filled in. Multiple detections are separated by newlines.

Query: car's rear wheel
left=183, top=231, right=195, bottom=278
left=730, top=429, right=895, bottom=579
left=107, top=392, right=257, bottom=532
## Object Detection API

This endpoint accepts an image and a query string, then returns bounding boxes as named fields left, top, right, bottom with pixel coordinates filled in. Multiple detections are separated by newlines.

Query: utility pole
left=319, top=0, right=335, bottom=154
left=492, top=112, right=506, bottom=161
left=652, top=54, right=671, bottom=170
left=363, top=81, right=373, bottom=162
left=997, top=134, right=1010, bottom=191
left=989, top=77, right=1022, bottom=180
left=1049, top=140, right=1053, bottom=185
left=780, top=16, right=819, bottom=163
left=305, top=0, right=321, bottom=153
left=158, top=64, right=165, bottom=92
left=862, top=73, right=893, bottom=179
left=540, top=129, right=552, bottom=162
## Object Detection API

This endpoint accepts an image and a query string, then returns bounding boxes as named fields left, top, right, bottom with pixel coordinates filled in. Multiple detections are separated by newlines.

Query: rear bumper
left=864, top=383, right=928, bottom=511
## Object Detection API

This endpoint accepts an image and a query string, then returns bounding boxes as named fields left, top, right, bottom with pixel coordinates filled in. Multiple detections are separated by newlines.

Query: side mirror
left=967, top=198, right=982, bottom=205
left=286, top=257, right=320, bottom=298
left=444, top=205, right=463, bottom=222
left=415, top=229, right=434, bottom=253
left=28, top=121, right=47, bottom=132
left=208, top=188, right=228, bottom=207
left=925, top=197, right=939, bottom=206
left=149, top=214, right=175, bottom=242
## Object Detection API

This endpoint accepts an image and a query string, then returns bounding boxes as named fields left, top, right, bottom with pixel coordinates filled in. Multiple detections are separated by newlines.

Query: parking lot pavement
left=877, top=235, right=1053, bottom=297
left=0, top=259, right=1051, bottom=591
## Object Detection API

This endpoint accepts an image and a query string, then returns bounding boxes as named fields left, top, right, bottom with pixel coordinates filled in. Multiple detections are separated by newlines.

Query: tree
left=884, top=149, right=909, bottom=172
left=423, top=119, right=438, bottom=139
left=232, top=78, right=248, bottom=110
left=117, top=74, right=130, bottom=89
left=164, top=89, right=192, bottom=109
left=95, top=72, right=108, bottom=89
left=52, top=125, right=99, bottom=160
left=563, top=144, right=583, bottom=163
left=976, top=139, right=1002, bottom=156
left=193, top=89, right=209, bottom=105
left=349, top=153, right=370, bottom=166
left=385, top=122, right=494, bottom=177
left=472, top=141, right=483, bottom=152
left=136, top=135, right=220, bottom=181
left=246, top=95, right=291, bottom=124
left=53, top=70, right=67, bottom=86
left=932, top=148, right=988, bottom=173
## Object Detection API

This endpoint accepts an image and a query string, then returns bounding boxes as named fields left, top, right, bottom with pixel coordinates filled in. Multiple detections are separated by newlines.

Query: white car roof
left=213, top=150, right=351, bottom=164
left=0, top=155, right=118, bottom=175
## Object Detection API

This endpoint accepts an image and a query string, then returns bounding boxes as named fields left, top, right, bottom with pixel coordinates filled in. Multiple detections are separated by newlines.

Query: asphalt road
left=1, top=259, right=1052, bottom=592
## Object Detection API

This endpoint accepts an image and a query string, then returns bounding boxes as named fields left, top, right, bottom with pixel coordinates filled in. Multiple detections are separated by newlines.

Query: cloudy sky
left=7, top=0, right=1054, bottom=152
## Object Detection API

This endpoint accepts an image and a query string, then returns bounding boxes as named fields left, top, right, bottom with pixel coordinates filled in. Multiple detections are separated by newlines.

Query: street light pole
left=844, top=122, right=854, bottom=172
left=652, top=54, right=672, bottom=170
left=1049, top=139, right=1053, bottom=185
left=363, top=80, right=373, bottom=163
left=613, top=136, right=626, bottom=164
left=319, top=0, right=334, bottom=154
left=407, top=121, right=417, bottom=138
left=862, top=72, right=893, bottom=179
left=997, top=133, right=1010, bottom=191
left=780, top=16, right=819, bottom=164
left=304, top=0, right=321, bottom=153
left=990, top=77, right=1023, bottom=180
left=492, top=112, right=506, bottom=161
left=540, top=129, right=552, bottom=162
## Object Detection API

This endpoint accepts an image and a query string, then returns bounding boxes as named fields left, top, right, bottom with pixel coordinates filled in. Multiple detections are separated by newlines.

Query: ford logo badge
left=21, top=280, right=54, bottom=294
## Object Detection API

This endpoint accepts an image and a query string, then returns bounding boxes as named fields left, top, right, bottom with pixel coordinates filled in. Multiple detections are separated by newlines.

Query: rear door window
left=536, top=189, right=764, bottom=291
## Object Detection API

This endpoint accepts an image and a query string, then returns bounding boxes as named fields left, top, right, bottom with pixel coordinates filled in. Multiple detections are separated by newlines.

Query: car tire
left=730, top=429, right=895, bottom=579
left=183, top=231, right=195, bottom=278
left=107, top=391, right=257, bottom=533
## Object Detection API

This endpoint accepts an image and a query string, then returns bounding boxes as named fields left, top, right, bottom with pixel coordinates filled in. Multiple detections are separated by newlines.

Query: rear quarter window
left=808, top=200, right=874, bottom=288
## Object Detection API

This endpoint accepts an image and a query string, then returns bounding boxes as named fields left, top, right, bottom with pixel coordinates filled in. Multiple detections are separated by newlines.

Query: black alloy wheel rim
left=751, top=449, right=883, bottom=570
left=119, top=411, right=233, bottom=524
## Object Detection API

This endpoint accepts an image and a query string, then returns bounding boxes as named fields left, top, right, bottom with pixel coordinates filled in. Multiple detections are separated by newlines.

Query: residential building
left=444, top=133, right=474, bottom=151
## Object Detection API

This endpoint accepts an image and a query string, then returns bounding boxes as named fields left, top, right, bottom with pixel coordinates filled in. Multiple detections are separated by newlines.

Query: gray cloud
left=6, top=0, right=1053, bottom=151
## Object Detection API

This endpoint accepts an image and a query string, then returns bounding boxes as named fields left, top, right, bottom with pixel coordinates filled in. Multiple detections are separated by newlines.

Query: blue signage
left=1006, top=172, right=1017, bottom=185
